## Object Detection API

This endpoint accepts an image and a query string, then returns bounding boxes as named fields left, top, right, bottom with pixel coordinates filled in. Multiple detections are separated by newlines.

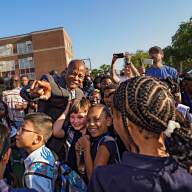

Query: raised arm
left=53, top=100, right=71, bottom=138
left=111, top=55, right=120, bottom=84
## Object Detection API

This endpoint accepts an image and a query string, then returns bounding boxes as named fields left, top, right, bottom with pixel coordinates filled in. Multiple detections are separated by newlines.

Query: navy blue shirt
left=88, top=152, right=192, bottom=192
left=146, top=65, right=177, bottom=80
left=91, top=132, right=120, bottom=164
left=63, top=125, right=82, bottom=171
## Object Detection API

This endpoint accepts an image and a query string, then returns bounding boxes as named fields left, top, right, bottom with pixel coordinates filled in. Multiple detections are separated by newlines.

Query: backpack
left=54, top=162, right=87, bottom=192
left=97, top=135, right=121, bottom=163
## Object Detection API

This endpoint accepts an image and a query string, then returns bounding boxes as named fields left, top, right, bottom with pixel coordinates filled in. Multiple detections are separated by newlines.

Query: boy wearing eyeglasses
left=0, top=123, right=37, bottom=192
left=16, top=113, right=55, bottom=192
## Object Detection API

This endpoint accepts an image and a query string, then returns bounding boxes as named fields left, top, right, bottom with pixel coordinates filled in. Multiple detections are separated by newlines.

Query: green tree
left=131, top=50, right=148, bottom=67
left=91, top=64, right=111, bottom=78
left=163, top=17, right=192, bottom=72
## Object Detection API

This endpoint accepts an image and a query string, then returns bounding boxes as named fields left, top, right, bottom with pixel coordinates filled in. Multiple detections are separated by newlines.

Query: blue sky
left=0, top=0, right=191, bottom=69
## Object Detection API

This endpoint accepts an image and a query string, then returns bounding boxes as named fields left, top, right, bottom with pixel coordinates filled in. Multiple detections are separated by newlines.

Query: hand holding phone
left=143, top=59, right=153, bottom=65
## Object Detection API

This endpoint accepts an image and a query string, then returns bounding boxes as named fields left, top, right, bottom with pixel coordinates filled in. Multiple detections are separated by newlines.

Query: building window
left=19, top=57, right=34, bottom=69
left=0, top=60, right=15, bottom=72
left=0, top=44, right=13, bottom=57
left=19, top=57, right=35, bottom=79
left=17, top=41, right=33, bottom=54
left=19, top=69, right=35, bottom=80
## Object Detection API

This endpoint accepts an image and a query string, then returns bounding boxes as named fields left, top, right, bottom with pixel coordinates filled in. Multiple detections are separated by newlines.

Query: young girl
left=53, top=97, right=90, bottom=171
left=88, top=76, right=192, bottom=192
left=76, top=104, right=120, bottom=180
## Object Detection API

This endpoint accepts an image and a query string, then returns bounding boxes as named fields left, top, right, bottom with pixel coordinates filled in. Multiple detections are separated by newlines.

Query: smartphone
left=113, top=53, right=124, bottom=58
left=143, top=59, right=153, bottom=65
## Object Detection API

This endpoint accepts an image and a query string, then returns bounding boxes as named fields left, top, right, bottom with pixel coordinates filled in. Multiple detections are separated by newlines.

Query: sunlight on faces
left=65, top=61, right=86, bottom=90
left=87, top=106, right=112, bottom=138
left=100, top=78, right=113, bottom=91
left=149, top=51, right=163, bottom=64
left=16, top=120, right=43, bottom=149
left=104, top=89, right=115, bottom=108
left=124, top=64, right=131, bottom=75
left=70, top=109, right=88, bottom=131
left=89, top=91, right=101, bottom=105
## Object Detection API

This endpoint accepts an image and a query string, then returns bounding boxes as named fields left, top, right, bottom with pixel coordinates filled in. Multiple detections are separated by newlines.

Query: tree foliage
left=163, top=17, right=192, bottom=72
left=131, top=50, right=148, bottom=67
left=91, top=64, right=111, bottom=78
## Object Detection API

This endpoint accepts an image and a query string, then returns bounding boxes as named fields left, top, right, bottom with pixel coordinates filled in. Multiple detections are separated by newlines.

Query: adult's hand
left=30, top=80, right=52, bottom=100
left=111, top=54, right=118, bottom=65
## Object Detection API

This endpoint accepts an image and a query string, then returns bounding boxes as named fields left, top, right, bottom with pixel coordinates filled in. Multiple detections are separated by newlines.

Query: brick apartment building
left=0, top=27, right=73, bottom=79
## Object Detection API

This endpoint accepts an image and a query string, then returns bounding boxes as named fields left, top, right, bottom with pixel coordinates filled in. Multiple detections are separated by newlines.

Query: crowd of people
left=0, top=46, right=192, bottom=192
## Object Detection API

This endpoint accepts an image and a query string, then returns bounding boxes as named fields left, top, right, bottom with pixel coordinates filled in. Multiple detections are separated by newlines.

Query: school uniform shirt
left=88, top=152, right=192, bottom=192
left=91, top=132, right=120, bottom=164
left=23, top=145, right=55, bottom=192
left=63, top=125, right=82, bottom=171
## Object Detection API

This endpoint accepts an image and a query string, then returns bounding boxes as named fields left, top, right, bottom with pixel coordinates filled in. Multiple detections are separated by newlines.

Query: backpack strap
left=97, top=135, right=121, bottom=163
left=25, top=161, right=54, bottom=180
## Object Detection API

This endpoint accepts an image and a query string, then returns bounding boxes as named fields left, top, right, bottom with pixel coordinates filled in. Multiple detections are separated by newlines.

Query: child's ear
left=34, top=135, right=44, bottom=144
left=106, top=116, right=112, bottom=127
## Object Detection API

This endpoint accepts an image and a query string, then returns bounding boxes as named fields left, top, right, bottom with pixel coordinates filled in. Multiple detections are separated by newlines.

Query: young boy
left=53, top=97, right=90, bottom=172
left=0, top=123, right=37, bottom=192
left=16, top=113, right=55, bottom=192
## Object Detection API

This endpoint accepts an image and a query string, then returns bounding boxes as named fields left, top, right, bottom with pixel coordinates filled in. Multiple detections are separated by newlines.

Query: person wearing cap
left=0, top=123, right=37, bottom=192
left=146, top=46, right=177, bottom=80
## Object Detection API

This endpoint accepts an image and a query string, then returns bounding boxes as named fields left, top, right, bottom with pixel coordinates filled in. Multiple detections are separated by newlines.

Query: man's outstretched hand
left=30, top=80, right=52, bottom=100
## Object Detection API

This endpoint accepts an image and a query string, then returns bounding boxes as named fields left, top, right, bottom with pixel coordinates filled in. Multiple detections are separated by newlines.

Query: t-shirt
left=146, top=65, right=177, bottom=80
left=88, top=152, right=192, bottom=192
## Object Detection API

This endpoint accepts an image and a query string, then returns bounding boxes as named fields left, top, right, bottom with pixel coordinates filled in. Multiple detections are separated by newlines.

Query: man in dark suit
left=21, top=59, right=86, bottom=121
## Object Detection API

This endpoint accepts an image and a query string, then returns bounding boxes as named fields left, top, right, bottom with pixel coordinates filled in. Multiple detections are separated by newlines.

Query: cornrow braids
left=114, top=76, right=176, bottom=135
left=113, top=80, right=139, bottom=152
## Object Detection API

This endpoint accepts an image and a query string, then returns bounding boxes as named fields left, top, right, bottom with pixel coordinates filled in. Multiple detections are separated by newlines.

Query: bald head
left=65, top=60, right=86, bottom=90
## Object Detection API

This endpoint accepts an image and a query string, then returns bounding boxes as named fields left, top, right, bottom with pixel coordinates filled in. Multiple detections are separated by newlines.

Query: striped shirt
left=2, top=87, right=27, bottom=122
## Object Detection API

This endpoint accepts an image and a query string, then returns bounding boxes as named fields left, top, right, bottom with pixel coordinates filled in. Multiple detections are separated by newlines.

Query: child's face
left=0, top=103, right=5, bottom=117
left=104, top=89, right=115, bottom=108
left=89, top=92, right=101, bottom=105
left=101, top=78, right=112, bottom=91
left=87, top=107, right=110, bottom=138
left=70, top=109, right=87, bottom=131
left=16, top=120, right=39, bottom=150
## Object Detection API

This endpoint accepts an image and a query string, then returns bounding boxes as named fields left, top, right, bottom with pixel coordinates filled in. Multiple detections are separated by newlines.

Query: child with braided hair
left=88, top=76, right=192, bottom=192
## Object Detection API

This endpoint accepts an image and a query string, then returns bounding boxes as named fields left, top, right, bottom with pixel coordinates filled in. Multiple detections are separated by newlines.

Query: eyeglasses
left=69, top=72, right=85, bottom=80
left=17, top=125, right=38, bottom=134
